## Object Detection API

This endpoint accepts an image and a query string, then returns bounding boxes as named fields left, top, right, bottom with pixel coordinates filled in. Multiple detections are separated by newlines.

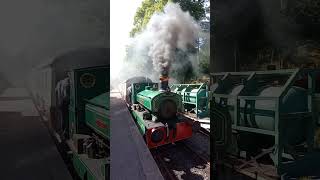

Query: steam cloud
left=0, top=0, right=107, bottom=87
left=146, top=3, right=200, bottom=76
left=114, top=2, right=200, bottom=87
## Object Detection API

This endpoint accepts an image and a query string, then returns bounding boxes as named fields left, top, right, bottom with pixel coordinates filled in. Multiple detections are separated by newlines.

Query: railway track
left=183, top=139, right=209, bottom=163
left=199, top=127, right=210, bottom=137
left=153, top=151, right=178, bottom=180
left=151, top=130, right=210, bottom=180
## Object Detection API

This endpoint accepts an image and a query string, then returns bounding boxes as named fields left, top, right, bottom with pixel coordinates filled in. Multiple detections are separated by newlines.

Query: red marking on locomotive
left=145, top=119, right=194, bottom=149
left=96, top=119, right=107, bottom=129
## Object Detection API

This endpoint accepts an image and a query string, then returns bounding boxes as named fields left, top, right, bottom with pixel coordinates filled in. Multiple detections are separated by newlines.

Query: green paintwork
left=72, top=153, right=106, bottom=180
left=87, top=92, right=109, bottom=109
left=85, top=93, right=109, bottom=140
left=68, top=65, right=109, bottom=180
left=73, top=154, right=87, bottom=179
left=132, top=110, right=146, bottom=134
left=210, top=68, right=320, bottom=176
left=136, top=89, right=183, bottom=113
left=171, top=83, right=208, bottom=117
left=69, top=107, right=76, bottom=138
left=130, top=83, right=158, bottom=103
left=69, top=66, right=109, bottom=134
left=136, top=90, right=155, bottom=110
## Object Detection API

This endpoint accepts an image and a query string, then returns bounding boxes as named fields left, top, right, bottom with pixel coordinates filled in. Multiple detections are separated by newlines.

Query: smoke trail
left=146, top=2, right=200, bottom=76
left=112, top=2, right=200, bottom=89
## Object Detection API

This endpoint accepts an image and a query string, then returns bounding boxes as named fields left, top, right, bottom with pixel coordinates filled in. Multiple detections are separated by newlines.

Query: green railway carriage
left=28, top=47, right=109, bottom=134
left=28, top=48, right=109, bottom=180
left=85, top=93, right=109, bottom=140
left=68, top=66, right=109, bottom=180
left=211, top=68, right=320, bottom=179
left=171, top=83, right=209, bottom=118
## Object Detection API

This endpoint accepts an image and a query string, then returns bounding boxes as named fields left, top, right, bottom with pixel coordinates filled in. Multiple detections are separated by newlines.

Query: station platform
left=110, top=90, right=164, bottom=180
left=0, top=88, right=72, bottom=180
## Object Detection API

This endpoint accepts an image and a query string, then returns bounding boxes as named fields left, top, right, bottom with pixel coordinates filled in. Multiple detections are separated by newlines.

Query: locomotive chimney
left=159, top=67, right=170, bottom=91
left=159, top=75, right=169, bottom=91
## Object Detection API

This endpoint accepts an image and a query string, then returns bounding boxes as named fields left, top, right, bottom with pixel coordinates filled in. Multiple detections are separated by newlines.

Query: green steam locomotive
left=125, top=77, right=200, bottom=148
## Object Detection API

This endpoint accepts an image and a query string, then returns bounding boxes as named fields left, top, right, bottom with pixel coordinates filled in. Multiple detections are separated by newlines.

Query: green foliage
left=198, top=36, right=210, bottom=74
left=177, top=0, right=206, bottom=21
left=130, top=0, right=205, bottom=37
left=130, top=0, right=168, bottom=37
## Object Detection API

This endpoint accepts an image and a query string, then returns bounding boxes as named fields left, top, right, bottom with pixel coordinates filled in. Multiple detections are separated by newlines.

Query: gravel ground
left=184, top=131, right=210, bottom=159
left=151, top=131, right=210, bottom=180
left=215, top=165, right=254, bottom=180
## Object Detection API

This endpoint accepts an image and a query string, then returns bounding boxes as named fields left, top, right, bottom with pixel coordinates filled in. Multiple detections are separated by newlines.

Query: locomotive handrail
left=279, top=68, right=300, bottom=99
left=171, top=83, right=208, bottom=101
left=84, top=98, right=109, bottom=110
left=210, top=71, right=253, bottom=76
left=211, top=93, right=238, bottom=99
left=234, top=126, right=276, bottom=136
left=279, top=111, right=312, bottom=119
left=237, top=96, right=279, bottom=100
left=210, top=68, right=298, bottom=77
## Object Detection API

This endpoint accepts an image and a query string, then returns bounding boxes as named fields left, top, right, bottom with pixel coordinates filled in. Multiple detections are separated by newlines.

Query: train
left=170, top=83, right=209, bottom=118
left=210, top=68, right=320, bottom=179
left=125, top=76, right=200, bottom=148
left=28, top=47, right=109, bottom=180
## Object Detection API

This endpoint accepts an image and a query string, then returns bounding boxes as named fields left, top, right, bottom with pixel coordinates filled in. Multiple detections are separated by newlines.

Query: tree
left=198, top=41, right=210, bottom=74
left=130, top=0, right=206, bottom=37
left=197, top=30, right=210, bottom=75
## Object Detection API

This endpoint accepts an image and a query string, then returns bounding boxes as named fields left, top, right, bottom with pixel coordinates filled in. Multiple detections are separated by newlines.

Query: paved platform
left=110, top=90, right=164, bottom=180
left=0, top=88, right=72, bottom=180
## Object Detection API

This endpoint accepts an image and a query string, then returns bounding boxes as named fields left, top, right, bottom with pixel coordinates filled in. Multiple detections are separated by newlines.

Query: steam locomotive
left=125, top=76, right=200, bottom=148
left=28, top=48, right=109, bottom=180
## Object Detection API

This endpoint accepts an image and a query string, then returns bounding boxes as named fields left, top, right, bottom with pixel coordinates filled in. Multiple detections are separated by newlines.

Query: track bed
left=151, top=131, right=210, bottom=180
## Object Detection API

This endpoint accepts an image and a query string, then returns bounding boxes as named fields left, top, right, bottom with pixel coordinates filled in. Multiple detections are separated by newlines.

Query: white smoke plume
left=146, top=2, right=200, bottom=76
left=114, top=3, right=200, bottom=83
left=112, top=2, right=200, bottom=89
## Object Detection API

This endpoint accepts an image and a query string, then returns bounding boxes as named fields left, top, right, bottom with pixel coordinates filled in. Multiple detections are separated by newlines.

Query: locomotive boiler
left=126, top=76, right=200, bottom=148
left=211, top=68, right=320, bottom=179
